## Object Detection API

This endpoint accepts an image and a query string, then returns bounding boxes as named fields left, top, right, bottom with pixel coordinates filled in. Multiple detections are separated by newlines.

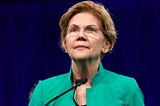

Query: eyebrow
left=68, top=24, right=99, bottom=28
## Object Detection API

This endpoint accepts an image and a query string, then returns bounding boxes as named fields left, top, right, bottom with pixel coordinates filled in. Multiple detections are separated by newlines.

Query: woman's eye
left=70, top=27, right=78, bottom=32
left=87, top=27, right=96, bottom=32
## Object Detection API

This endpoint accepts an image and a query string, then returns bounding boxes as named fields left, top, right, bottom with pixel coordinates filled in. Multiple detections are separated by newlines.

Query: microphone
left=75, top=77, right=88, bottom=86
left=45, top=77, right=88, bottom=106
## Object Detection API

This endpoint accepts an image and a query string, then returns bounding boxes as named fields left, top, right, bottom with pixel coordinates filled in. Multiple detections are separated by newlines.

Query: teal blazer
left=29, top=63, right=144, bottom=106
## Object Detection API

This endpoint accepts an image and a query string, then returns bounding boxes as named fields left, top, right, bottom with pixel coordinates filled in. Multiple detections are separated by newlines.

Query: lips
left=74, top=45, right=89, bottom=49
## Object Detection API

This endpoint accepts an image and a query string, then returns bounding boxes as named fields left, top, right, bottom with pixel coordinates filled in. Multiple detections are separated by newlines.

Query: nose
left=78, top=29, right=86, bottom=37
left=76, top=29, right=87, bottom=41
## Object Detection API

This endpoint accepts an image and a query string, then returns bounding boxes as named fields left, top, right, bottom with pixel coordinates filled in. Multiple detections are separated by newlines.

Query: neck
left=71, top=58, right=100, bottom=85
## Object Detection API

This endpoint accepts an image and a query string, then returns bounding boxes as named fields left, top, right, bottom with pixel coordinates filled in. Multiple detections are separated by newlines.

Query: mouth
left=74, top=45, right=89, bottom=49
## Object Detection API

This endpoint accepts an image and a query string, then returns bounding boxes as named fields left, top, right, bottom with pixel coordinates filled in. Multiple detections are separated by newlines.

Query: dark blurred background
left=0, top=0, right=159, bottom=106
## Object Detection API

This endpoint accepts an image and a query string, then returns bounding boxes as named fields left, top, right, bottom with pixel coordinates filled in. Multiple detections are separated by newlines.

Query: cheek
left=92, top=38, right=104, bottom=48
left=65, top=36, right=74, bottom=48
left=96, top=39, right=106, bottom=52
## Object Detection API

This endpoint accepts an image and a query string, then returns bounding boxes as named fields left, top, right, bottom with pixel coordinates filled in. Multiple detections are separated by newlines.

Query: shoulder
left=42, top=73, right=69, bottom=86
left=39, top=73, right=70, bottom=91
left=102, top=70, right=144, bottom=105
left=103, top=70, right=136, bottom=85
left=102, top=70, right=141, bottom=93
left=32, top=73, right=70, bottom=97
left=29, top=73, right=70, bottom=105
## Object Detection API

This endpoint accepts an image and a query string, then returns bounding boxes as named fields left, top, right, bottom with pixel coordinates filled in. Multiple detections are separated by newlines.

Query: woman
left=29, top=1, right=144, bottom=106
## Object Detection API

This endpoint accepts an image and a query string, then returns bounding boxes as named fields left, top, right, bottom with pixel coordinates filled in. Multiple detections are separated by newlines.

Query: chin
left=72, top=56, right=89, bottom=61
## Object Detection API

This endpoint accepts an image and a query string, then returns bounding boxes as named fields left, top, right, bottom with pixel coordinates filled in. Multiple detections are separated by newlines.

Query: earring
left=102, top=48, right=108, bottom=53
left=102, top=48, right=105, bottom=52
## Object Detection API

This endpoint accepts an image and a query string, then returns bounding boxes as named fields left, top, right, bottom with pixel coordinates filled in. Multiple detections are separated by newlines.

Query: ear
left=102, top=41, right=110, bottom=53
left=62, top=40, right=68, bottom=53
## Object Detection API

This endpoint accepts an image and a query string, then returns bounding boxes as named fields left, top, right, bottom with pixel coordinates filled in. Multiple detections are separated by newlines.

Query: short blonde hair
left=59, top=0, right=117, bottom=52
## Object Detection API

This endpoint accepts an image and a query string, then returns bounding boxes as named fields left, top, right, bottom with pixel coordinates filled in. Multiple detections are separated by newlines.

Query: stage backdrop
left=0, top=0, right=159, bottom=106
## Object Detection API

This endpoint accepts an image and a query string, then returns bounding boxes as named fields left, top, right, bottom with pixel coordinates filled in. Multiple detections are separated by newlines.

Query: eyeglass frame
left=66, top=24, right=102, bottom=37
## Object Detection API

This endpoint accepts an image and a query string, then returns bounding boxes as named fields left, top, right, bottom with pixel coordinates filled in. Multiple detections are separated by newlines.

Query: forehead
left=69, top=12, right=100, bottom=26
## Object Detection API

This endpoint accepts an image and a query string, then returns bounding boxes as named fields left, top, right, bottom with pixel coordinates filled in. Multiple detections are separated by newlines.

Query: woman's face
left=63, top=12, right=110, bottom=61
